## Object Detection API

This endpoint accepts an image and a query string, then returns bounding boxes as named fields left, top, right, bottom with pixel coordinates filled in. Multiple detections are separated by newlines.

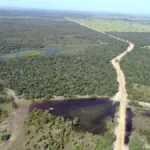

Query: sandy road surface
left=107, top=33, right=134, bottom=150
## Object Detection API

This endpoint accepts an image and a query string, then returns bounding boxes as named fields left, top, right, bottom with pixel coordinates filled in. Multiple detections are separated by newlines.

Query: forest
left=0, top=42, right=126, bottom=99
left=0, top=16, right=128, bottom=99
left=0, top=16, right=114, bottom=54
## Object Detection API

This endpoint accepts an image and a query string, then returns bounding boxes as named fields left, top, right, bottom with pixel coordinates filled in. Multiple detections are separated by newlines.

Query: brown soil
left=0, top=107, right=28, bottom=150
left=106, top=33, right=134, bottom=150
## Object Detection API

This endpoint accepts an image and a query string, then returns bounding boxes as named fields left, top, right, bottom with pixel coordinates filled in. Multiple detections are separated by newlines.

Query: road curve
left=105, top=33, right=134, bottom=150
left=65, top=18, right=135, bottom=150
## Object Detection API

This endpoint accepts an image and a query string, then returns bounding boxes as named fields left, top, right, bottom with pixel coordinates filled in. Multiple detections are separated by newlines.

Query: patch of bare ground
left=0, top=107, right=28, bottom=150
left=0, top=89, right=29, bottom=150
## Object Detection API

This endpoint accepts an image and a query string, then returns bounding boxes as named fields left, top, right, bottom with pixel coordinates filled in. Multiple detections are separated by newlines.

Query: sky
left=0, top=0, right=150, bottom=15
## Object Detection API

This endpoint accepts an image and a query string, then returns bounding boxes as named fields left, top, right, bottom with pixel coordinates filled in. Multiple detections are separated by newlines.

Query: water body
left=124, top=108, right=134, bottom=144
left=0, top=48, right=31, bottom=60
left=0, top=47, right=69, bottom=60
left=29, top=98, right=119, bottom=134
left=41, top=47, right=69, bottom=55
left=2, top=48, right=31, bottom=55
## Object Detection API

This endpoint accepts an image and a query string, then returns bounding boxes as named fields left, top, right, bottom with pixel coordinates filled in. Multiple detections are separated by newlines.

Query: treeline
left=0, top=40, right=127, bottom=99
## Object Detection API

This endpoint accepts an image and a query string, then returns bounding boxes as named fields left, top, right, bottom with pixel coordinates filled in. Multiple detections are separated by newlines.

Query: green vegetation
left=72, top=19, right=150, bottom=32
left=142, top=45, right=150, bottom=49
left=3, top=50, right=42, bottom=59
left=0, top=81, right=13, bottom=122
left=0, top=16, right=110, bottom=54
left=0, top=42, right=127, bottom=99
left=129, top=107, right=150, bottom=150
left=24, top=109, right=74, bottom=150
left=1, top=12, right=150, bottom=149
left=109, top=32, right=150, bottom=102
left=0, top=132, right=11, bottom=142
left=0, top=16, right=128, bottom=99
left=0, top=81, right=12, bottom=143
left=25, top=109, right=115, bottom=150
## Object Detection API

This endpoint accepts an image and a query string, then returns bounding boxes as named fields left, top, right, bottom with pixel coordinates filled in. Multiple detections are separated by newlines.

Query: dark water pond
left=124, top=108, right=134, bottom=144
left=29, top=98, right=119, bottom=134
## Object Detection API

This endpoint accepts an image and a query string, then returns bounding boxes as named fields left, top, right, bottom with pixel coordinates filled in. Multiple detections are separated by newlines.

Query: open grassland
left=110, top=32, right=150, bottom=102
left=73, top=19, right=150, bottom=32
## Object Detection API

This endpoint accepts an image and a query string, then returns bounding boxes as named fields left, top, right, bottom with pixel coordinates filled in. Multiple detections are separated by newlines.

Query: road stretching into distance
left=92, top=32, right=134, bottom=150
left=109, top=35, right=134, bottom=150
left=67, top=18, right=135, bottom=150
left=0, top=17, right=135, bottom=150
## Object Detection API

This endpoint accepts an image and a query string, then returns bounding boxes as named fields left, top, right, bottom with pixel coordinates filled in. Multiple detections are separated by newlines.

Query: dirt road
left=107, top=33, right=134, bottom=150
left=68, top=18, right=135, bottom=150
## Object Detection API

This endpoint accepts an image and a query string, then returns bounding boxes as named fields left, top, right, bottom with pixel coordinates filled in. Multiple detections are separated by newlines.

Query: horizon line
left=0, top=6, right=150, bottom=17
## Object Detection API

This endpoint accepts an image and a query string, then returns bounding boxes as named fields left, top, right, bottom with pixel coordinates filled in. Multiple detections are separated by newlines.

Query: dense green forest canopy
left=0, top=17, right=128, bottom=99
left=0, top=16, right=119, bottom=54
left=0, top=41, right=127, bottom=99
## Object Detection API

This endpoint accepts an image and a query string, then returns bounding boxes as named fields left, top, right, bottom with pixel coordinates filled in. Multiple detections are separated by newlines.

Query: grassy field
left=72, top=19, right=150, bottom=32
